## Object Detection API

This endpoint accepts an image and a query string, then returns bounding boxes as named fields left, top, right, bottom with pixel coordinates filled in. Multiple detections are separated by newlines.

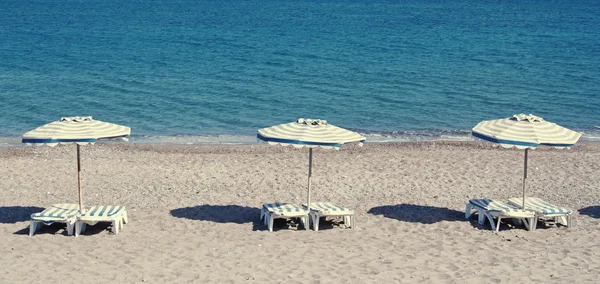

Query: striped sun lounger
left=466, top=199, right=536, bottom=231
left=260, top=203, right=309, bottom=232
left=30, top=204, right=79, bottom=236
left=303, top=202, right=355, bottom=231
left=75, top=205, right=128, bottom=237
left=508, top=197, right=573, bottom=228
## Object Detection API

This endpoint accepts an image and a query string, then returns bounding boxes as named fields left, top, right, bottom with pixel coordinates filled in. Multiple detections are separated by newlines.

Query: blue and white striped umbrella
left=22, top=116, right=130, bottom=146
left=472, top=114, right=581, bottom=149
left=22, top=116, right=131, bottom=212
left=258, top=118, right=365, bottom=149
left=472, top=114, right=581, bottom=209
left=258, top=118, right=365, bottom=218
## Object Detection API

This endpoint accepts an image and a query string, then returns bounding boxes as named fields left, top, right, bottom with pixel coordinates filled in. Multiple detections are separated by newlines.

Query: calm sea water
left=1, top=0, right=599, bottom=144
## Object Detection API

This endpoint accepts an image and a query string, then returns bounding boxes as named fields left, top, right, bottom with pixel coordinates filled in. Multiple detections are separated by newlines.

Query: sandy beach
left=1, top=141, right=599, bottom=283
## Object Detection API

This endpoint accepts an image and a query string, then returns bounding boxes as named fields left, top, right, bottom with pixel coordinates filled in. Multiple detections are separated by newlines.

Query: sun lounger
left=302, top=202, right=355, bottom=231
left=30, top=203, right=79, bottom=236
left=260, top=203, right=309, bottom=232
left=466, top=199, right=536, bottom=231
left=508, top=197, right=572, bottom=228
left=75, top=205, right=128, bottom=237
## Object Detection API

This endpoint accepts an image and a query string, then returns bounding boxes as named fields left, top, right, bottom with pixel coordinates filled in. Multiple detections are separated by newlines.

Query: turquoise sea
left=1, top=0, right=599, bottom=145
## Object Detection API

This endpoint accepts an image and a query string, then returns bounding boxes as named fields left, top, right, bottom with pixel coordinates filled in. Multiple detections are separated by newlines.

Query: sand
left=1, top=141, right=599, bottom=283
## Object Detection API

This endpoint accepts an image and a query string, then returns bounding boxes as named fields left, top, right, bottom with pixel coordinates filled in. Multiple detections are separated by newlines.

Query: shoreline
left=2, top=133, right=600, bottom=148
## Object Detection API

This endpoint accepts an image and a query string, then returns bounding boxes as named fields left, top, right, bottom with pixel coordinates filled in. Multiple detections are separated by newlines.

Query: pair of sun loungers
left=466, top=197, right=572, bottom=231
left=260, top=202, right=355, bottom=232
left=29, top=204, right=128, bottom=237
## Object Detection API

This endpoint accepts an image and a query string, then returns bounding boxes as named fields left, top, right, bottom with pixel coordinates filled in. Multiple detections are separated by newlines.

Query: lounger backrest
left=305, top=202, right=352, bottom=213
left=31, top=204, right=79, bottom=219
left=80, top=205, right=125, bottom=217
left=469, top=199, right=527, bottom=214
left=509, top=198, right=572, bottom=215
left=263, top=203, right=306, bottom=214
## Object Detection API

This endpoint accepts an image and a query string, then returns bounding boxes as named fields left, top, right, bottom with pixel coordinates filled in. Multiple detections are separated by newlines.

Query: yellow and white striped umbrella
left=22, top=116, right=131, bottom=213
left=257, top=118, right=365, bottom=218
left=22, top=116, right=130, bottom=146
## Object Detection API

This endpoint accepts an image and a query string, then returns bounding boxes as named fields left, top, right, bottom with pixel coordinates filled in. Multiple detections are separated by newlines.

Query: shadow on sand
left=368, top=204, right=533, bottom=231
left=171, top=204, right=273, bottom=231
left=0, top=206, right=44, bottom=224
left=368, top=204, right=464, bottom=224
left=578, top=206, right=600, bottom=218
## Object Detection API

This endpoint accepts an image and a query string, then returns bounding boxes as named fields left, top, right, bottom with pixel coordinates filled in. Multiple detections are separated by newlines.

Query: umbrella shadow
left=0, top=206, right=45, bottom=224
left=578, top=206, right=600, bottom=218
left=171, top=204, right=268, bottom=231
left=368, top=204, right=464, bottom=224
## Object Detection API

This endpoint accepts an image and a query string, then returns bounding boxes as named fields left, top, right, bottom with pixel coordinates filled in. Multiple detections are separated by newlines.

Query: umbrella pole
left=307, top=148, right=313, bottom=212
left=77, top=144, right=83, bottom=212
left=522, top=148, right=528, bottom=209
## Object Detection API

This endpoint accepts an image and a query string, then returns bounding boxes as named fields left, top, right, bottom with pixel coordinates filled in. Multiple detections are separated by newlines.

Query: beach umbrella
left=257, top=118, right=365, bottom=212
left=22, top=116, right=131, bottom=212
left=472, top=114, right=581, bottom=209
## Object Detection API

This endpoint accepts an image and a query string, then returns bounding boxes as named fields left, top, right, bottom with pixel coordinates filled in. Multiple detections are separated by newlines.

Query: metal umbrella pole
left=307, top=148, right=313, bottom=212
left=521, top=148, right=528, bottom=209
left=77, top=144, right=83, bottom=212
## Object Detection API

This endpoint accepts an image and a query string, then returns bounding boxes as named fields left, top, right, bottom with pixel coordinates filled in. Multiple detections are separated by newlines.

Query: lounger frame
left=507, top=197, right=572, bottom=228
left=260, top=203, right=309, bottom=232
left=466, top=201, right=536, bottom=231
left=303, top=202, right=355, bottom=231
left=75, top=206, right=128, bottom=237
left=29, top=204, right=79, bottom=236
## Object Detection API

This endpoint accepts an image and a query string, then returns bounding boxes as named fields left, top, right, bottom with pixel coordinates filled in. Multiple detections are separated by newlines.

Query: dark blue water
left=1, top=0, right=599, bottom=143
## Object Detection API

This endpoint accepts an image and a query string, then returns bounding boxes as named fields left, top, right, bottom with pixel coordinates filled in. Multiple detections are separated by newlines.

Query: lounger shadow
left=0, top=206, right=45, bottom=224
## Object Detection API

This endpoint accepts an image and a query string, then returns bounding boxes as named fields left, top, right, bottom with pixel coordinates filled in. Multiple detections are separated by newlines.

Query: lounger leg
left=522, top=218, right=531, bottom=231
left=260, top=208, right=264, bottom=221
left=483, top=213, right=496, bottom=231
left=268, top=215, right=275, bottom=232
left=122, top=211, right=128, bottom=224
left=66, top=223, right=74, bottom=236
left=303, top=216, right=309, bottom=231
left=112, top=219, right=119, bottom=235
left=465, top=204, right=473, bottom=219
left=343, top=215, right=351, bottom=228
left=29, top=221, right=39, bottom=236
left=477, top=209, right=485, bottom=225
left=495, top=217, right=501, bottom=231
left=75, top=221, right=82, bottom=237
left=567, top=215, right=572, bottom=228
left=528, top=218, right=534, bottom=231
left=313, top=214, right=320, bottom=232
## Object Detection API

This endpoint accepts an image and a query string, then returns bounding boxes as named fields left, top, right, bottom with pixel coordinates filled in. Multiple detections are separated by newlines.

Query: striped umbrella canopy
left=258, top=118, right=365, bottom=216
left=22, top=116, right=131, bottom=212
left=472, top=114, right=581, bottom=209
